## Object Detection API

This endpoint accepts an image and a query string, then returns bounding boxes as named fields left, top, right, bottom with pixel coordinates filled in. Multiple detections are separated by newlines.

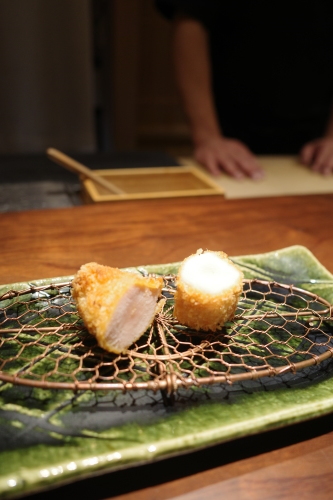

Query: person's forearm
left=172, top=15, right=263, bottom=179
left=172, top=16, right=221, bottom=144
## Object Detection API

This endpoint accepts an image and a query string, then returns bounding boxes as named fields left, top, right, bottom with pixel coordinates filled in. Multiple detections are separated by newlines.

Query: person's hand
left=194, top=135, right=264, bottom=180
left=300, top=137, right=333, bottom=175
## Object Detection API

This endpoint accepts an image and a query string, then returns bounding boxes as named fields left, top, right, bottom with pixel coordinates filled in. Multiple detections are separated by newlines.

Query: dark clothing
left=156, top=1, right=333, bottom=154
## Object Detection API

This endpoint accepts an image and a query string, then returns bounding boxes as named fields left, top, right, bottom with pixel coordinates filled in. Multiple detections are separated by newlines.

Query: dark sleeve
left=154, top=0, right=212, bottom=24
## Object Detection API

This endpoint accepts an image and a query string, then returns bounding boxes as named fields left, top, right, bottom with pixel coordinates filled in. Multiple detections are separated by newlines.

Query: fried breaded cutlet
left=71, top=262, right=163, bottom=354
left=174, top=249, right=243, bottom=331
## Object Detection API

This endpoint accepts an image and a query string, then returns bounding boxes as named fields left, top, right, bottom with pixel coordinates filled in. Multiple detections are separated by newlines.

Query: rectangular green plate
left=0, top=245, right=333, bottom=499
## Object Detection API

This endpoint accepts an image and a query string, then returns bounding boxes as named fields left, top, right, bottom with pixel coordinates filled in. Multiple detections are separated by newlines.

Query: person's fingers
left=206, top=151, right=263, bottom=180
left=312, top=151, right=333, bottom=174
left=311, top=152, right=329, bottom=173
left=321, top=161, right=333, bottom=175
left=308, top=141, right=333, bottom=174
left=324, top=164, right=333, bottom=175
left=194, top=137, right=264, bottom=179
left=205, top=158, right=223, bottom=176
left=195, top=151, right=221, bottom=176
left=218, top=158, right=245, bottom=179
left=225, top=140, right=264, bottom=179
left=195, top=147, right=245, bottom=178
left=300, top=142, right=317, bottom=165
left=237, top=158, right=264, bottom=180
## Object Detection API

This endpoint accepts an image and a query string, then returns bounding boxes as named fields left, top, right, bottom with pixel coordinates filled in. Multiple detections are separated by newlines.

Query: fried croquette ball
left=174, top=249, right=243, bottom=331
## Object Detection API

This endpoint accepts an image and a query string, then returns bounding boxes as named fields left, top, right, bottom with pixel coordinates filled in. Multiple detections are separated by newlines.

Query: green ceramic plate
left=1, top=245, right=333, bottom=500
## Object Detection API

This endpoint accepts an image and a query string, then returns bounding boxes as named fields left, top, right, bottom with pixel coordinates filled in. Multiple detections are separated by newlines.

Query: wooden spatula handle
left=46, top=148, right=124, bottom=195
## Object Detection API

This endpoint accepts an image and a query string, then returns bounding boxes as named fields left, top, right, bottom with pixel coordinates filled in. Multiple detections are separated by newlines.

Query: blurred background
left=0, top=0, right=191, bottom=157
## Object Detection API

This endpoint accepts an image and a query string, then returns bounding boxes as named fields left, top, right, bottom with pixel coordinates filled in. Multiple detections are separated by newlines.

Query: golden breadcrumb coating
left=174, top=250, right=243, bottom=331
left=71, top=262, right=163, bottom=353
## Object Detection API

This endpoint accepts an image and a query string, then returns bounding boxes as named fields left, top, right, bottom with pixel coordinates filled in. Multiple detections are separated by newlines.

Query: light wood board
left=179, top=156, right=333, bottom=199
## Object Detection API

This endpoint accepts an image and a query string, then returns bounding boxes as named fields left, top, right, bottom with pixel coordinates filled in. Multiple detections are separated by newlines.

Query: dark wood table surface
left=1, top=194, right=333, bottom=499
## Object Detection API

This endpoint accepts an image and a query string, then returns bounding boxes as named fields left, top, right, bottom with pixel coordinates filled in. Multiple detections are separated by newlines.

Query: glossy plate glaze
left=0, top=245, right=333, bottom=499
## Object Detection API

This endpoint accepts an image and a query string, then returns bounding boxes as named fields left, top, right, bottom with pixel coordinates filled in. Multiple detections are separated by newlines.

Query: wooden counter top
left=1, top=194, right=333, bottom=285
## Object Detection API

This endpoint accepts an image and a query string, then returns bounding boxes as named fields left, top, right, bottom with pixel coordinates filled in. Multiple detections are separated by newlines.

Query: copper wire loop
left=0, top=278, right=332, bottom=395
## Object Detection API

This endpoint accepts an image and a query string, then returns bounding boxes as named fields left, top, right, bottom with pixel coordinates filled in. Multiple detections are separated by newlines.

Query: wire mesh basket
left=0, top=277, right=332, bottom=396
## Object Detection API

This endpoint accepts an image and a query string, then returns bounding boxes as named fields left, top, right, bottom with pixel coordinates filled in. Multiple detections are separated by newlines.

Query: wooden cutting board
left=179, top=156, right=333, bottom=199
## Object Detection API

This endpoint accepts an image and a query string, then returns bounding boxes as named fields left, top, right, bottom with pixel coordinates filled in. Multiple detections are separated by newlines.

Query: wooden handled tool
left=46, top=148, right=124, bottom=195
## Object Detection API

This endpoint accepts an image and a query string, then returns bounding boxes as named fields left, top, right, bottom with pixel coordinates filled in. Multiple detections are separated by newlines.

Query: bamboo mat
left=81, top=166, right=224, bottom=202
left=179, top=156, right=333, bottom=199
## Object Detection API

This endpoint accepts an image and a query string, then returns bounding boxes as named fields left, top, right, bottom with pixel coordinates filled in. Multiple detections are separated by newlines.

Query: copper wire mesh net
left=0, top=277, right=332, bottom=396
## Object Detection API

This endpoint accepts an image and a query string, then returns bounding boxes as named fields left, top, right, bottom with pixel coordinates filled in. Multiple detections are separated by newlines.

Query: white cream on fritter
left=180, top=251, right=241, bottom=295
